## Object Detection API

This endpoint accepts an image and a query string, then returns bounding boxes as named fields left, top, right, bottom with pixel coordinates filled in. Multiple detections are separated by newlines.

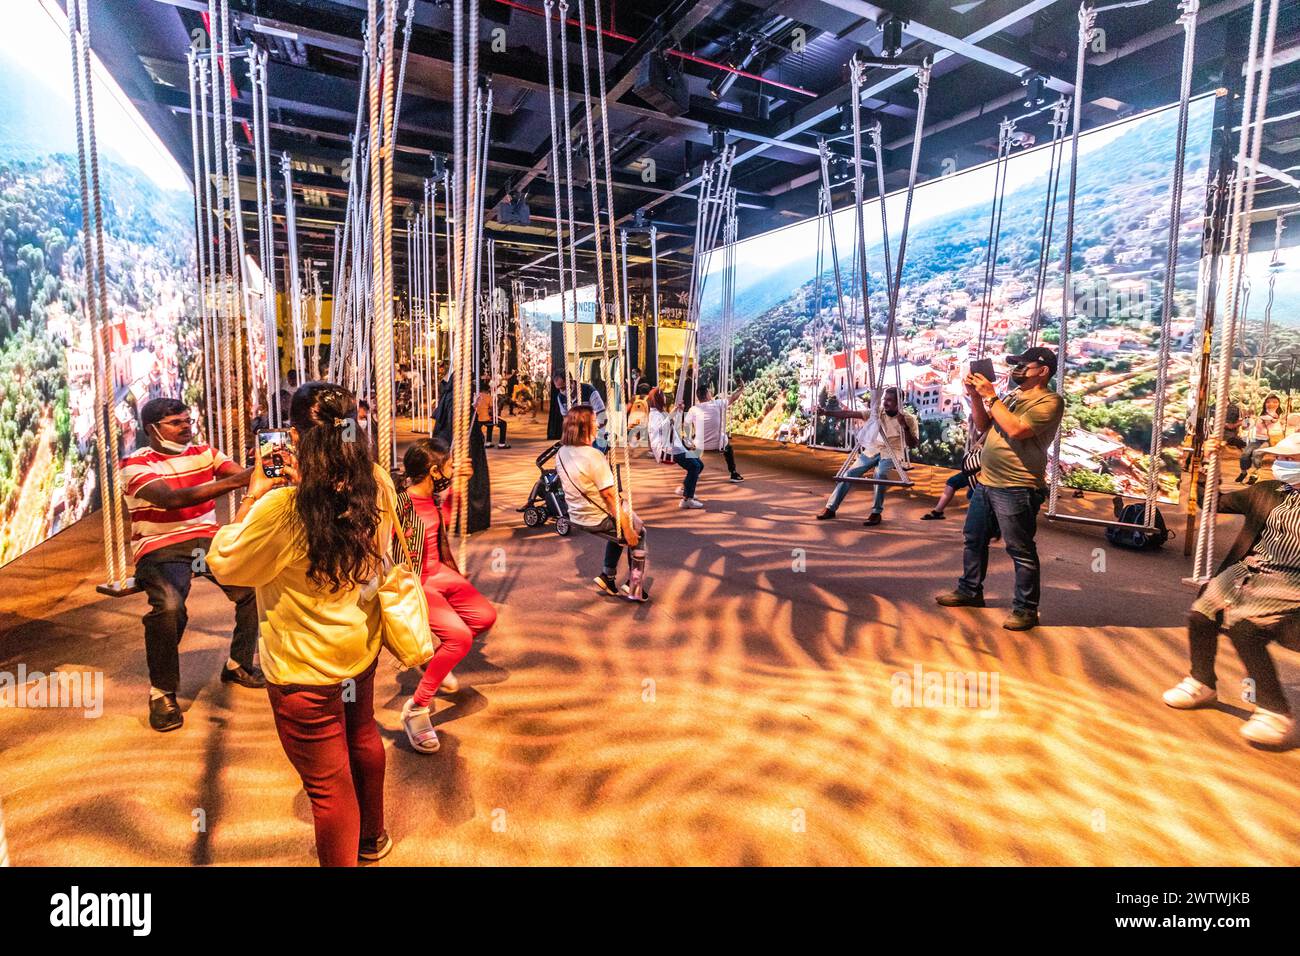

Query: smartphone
left=257, top=429, right=293, bottom=479
left=969, top=357, right=996, bottom=382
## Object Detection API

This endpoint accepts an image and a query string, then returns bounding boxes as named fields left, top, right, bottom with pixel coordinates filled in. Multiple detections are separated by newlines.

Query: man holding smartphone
left=936, top=347, right=1064, bottom=630
left=120, top=398, right=264, bottom=733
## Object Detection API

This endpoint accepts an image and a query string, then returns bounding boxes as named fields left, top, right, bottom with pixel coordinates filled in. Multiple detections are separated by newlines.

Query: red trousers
left=267, top=659, right=385, bottom=867
left=413, top=567, right=497, bottom=707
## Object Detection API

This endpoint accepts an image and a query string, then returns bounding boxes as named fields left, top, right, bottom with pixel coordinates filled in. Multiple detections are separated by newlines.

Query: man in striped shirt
left=121, top=398, right=263, bottom=733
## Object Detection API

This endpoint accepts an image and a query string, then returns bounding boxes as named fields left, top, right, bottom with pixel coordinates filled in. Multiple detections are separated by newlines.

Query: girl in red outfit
left=396, top=437, right=497, bottom=753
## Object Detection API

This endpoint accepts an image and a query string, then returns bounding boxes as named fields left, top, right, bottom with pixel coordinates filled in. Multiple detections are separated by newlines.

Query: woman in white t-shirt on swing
left=555, top=405, right=650, bottom=601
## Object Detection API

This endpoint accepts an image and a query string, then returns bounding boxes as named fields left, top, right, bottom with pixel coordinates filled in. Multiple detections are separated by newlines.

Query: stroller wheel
left=523, top=506, right=544, bottom=528
left=554, top=516, right=572, bottom=537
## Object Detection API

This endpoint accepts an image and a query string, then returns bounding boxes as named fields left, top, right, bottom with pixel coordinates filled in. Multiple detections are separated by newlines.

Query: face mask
left=1010, top=369, right=1029, bottom=385
left=1271, top=460, right=1300, bottom=485
left=151, top=425, right=190, bottom=455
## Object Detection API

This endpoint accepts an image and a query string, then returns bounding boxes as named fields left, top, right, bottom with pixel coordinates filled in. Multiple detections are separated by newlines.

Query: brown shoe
left=815, top=508, right=837, bottom=520
left=862, top=513, right=882, bottom=527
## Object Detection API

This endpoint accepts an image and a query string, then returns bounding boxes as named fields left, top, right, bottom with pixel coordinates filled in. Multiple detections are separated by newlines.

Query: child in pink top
left=396, top=438, right=497, bottom=753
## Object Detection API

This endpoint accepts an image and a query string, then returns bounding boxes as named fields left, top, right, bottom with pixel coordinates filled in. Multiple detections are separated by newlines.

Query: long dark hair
left=403, top=436, right=450, bottom=484
left=289, top=382, right=381, bottom=592
left=1262, top=394, right=1282, bottom=415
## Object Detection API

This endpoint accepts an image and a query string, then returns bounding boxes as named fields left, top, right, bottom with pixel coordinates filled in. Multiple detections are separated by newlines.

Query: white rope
left=1193, top=0, right=1279, bottom=581
left=69, top=0, right=126, bottom=588
left=1047, top=2, right=1096, bottom=520
left=1144, top=0, right=1200, bottom=526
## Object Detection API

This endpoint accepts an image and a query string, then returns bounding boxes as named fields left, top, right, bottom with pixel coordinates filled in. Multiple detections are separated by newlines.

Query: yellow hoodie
left=207, top=466, right=398, bottom=686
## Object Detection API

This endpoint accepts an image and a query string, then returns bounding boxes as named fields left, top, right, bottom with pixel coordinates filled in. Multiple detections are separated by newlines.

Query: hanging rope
left=1144, top=0, right=1200, bottom=530
left=1192, top=0, right=1280, bottom=581
left=976, top=118, right=1016, bottom=360
left=1028, top=97, right=1070, bottom=348
left=68, top=0, right=129, bottom=590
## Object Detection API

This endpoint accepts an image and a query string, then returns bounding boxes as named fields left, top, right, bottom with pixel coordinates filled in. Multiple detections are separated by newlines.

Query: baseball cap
left=1006, top=346, right=1058, bottom=376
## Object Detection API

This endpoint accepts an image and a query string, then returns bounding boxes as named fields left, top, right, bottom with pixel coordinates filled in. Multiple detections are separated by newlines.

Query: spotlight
left=710, top=126, right=727, bottom=157
left=431, top=153, right=446, bottom=179
left=839, top=101, right=853, bottom=132
left=1023, top=72, right=1048, bottom=108
left=878, top=15, right=906, bottom=59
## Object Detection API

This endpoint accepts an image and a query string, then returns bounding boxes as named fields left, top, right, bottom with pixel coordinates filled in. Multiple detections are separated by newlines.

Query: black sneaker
left=1002, top=610, right=1039, bottom=631
left=594, top=573, right=619, bottom=596
left=149, top=693, right=183, bottom=733
left=358, top=830, right=393, bottom=863
left=729, top=473, right=744, bottom=482
left=935, top=590, right=986, bottom=608
left=221, top=663, right=267, bottom=689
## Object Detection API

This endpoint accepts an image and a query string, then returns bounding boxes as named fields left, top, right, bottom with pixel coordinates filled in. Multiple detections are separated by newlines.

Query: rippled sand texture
left=1, top=417, right=1297, bottom=865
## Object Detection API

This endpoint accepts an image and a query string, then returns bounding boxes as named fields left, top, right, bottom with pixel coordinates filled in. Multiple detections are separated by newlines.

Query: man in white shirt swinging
left=815, top=386, right=918, bottom=527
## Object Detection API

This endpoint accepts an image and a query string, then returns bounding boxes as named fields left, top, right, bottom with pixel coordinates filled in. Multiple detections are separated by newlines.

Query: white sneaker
left=674, top=485, right=685, bottom=497
left=439, top=671, right=460, bottom=694
left=1241, top=708, right=1296, bottom=746
left=679, top=498, right=705, bottom=510
left=401, top=698, right=440, bottom=753
left=1162, top=676, right=1216, bottom=710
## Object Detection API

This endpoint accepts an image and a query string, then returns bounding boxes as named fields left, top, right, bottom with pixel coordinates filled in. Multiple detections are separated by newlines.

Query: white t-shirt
left=648, top=409, right=686, bottom=459
left=555, top=445, right=615, bottom=528
left=685, top=398, right=728, bottom=451
left=854, top=409, right=913, bottom=461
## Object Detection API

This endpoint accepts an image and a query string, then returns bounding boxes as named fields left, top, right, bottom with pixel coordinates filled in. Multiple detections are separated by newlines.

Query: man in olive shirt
left=936, top=347, right=1065, bottom=630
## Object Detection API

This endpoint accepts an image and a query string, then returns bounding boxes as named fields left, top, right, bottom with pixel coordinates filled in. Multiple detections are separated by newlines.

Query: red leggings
left=414, top=567, right=497, bottom=707
left=267, top=659, right=385, bottom=867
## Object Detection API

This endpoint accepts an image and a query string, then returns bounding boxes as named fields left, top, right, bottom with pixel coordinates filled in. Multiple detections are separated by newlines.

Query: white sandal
left=401, top=698, right=440, bottom=753
left=1162, top=676, right=1216, bottom=710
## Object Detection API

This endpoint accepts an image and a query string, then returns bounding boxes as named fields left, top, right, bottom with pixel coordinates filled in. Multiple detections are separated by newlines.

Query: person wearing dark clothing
left=430, top=374, right=492, bottom=533
left=1163, top=434, right=1300, bottom=747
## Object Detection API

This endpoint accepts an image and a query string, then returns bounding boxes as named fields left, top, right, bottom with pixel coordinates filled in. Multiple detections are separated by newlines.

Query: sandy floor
left=1, top=415, right=1297, bottom=866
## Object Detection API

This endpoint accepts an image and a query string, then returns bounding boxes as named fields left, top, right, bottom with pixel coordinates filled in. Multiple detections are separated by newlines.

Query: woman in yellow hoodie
left=207, top=382, right=398, bottom=866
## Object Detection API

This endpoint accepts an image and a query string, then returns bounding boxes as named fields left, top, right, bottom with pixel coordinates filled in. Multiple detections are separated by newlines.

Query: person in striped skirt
left=120, top=398, right=264, bottom=734
left=1164, top=433, right=1300, bottom=747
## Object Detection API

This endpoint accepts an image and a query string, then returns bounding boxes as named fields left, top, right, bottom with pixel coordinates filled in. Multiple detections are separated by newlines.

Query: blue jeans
left=673, top=452, right=704, bottom=499
left=957, top=484, right=1046, bottom=613
left=826, top=452, right=894, bottom=514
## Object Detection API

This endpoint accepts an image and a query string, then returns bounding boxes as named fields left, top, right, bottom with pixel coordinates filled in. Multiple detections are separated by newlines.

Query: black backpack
left=1105, top=497, right=1173, bottom=551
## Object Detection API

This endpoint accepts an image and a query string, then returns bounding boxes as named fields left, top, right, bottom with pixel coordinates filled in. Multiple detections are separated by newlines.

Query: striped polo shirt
left=119, top=444, right=234, bottom=561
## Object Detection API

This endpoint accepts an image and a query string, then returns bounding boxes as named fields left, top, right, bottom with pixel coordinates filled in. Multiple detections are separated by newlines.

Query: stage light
left=711, top=126, right=728, bottom=157
left=1023, top=73, right=1048, bottom=108
left=879, top=15, right=906, bottom=59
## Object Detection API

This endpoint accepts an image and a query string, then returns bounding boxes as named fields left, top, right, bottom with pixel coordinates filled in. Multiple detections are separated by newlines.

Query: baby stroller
left=519, top=440, right=572, bottom=535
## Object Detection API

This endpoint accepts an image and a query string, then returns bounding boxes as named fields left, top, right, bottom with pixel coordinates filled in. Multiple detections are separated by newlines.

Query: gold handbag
left=375, top=498, right=434, bottom=668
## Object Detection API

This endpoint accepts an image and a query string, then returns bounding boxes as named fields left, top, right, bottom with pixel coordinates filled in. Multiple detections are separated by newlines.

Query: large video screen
left=698, top=96, right=1216, bottom=499
left=0, top=1, right=199, bottom=568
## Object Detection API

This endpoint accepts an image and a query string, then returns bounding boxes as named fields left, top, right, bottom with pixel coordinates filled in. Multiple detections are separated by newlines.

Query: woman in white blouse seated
left=647, top=386, right=705, bottom=510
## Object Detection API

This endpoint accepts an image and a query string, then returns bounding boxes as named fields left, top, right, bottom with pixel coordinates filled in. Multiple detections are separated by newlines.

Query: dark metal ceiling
left=76, top=0, right=1300, bottom=298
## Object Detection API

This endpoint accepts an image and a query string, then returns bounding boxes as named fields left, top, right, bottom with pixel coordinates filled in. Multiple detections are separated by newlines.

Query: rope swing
left=68, top=0, right=131, bottom=594
left=830, top=55, right=931, bottom=489
left=1191, top=0, right=1281, bottom=582
left=1046, top=0, right=1201, bottom=535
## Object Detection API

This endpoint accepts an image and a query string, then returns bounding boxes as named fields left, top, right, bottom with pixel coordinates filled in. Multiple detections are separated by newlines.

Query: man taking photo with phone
left=120, top=397, right=265, bottom=733
left=936, top=347, right=1064, bottom=631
